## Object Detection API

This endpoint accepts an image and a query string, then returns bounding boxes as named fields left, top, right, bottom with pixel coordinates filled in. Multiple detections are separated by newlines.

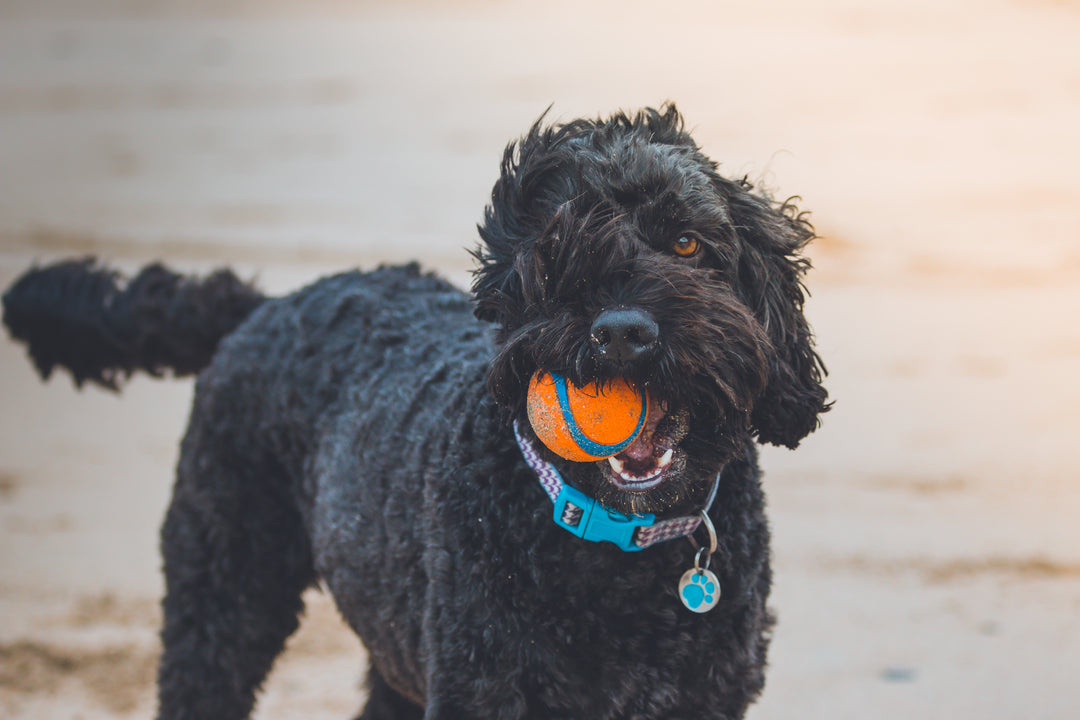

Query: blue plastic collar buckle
left=552, top=483, right=656, bottom=552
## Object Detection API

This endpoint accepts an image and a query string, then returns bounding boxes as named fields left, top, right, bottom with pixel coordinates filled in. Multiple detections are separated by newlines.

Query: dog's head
left=472, top=105, right=828, bottom=515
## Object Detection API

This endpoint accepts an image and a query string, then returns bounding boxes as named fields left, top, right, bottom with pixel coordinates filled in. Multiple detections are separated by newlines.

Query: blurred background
left=1, top=0, right=1078, bottom=717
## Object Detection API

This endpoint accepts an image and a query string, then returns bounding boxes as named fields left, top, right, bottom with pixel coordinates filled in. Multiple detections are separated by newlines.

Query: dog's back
left=3, top=259, right=499, bottom=717
left=146, top=262, right=499, bottom=718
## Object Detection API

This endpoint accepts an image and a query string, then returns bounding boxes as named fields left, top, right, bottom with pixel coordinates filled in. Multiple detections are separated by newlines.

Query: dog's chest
left=312, top=438, right=744, bottom=714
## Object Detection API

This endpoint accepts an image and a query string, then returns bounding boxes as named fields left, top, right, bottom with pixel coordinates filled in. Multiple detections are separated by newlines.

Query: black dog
left=3, top=105, right=827, bottom=719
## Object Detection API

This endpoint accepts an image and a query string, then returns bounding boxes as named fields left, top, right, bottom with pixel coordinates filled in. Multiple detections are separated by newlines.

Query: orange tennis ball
left=526, top=371, right=649, bottom=462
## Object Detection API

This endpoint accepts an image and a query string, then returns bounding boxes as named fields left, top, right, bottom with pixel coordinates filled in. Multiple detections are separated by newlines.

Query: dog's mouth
left=602, top=400, right=688, bottom=492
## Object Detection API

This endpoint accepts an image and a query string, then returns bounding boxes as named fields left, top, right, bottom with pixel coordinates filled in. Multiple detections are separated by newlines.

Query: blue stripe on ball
left=551, top=372, right=647, bottom=459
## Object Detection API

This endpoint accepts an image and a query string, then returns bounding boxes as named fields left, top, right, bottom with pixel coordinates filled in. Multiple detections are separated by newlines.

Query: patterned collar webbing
left=513, top=422, right=719, bottom=552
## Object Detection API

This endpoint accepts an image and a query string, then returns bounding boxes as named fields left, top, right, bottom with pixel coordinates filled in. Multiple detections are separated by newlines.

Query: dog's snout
left=590, top=308, right=660, bottom=366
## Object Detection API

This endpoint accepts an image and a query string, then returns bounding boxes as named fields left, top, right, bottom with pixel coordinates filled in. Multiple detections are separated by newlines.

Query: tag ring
left=690, top=512, right=717, bottom=573
left=698, top=510, right=717, bottom=555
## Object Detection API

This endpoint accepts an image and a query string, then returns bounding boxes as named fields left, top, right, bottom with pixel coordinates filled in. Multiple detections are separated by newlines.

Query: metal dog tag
left=678, top=567, right=720, bottom=613
left=679, top=510, right=720, bottom=612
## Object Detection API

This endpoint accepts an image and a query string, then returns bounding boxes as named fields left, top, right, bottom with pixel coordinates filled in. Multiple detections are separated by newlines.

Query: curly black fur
left=3, top=105, right=827, bottom=719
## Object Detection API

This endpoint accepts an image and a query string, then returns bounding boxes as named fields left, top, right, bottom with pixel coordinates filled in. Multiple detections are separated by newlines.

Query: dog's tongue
left=618, top=398, right=666, bottom=461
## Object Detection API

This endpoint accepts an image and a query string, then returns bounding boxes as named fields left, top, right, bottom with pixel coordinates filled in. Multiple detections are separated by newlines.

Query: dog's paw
left=680, top=572, right=717, bottom=611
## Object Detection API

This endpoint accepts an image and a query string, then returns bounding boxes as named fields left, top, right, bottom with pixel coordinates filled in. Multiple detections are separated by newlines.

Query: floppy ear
left=471, top=108, right=579, bottom=326
left=724, top=181, right=830, bottom=448
left=470, top=139, right=530, bottom=326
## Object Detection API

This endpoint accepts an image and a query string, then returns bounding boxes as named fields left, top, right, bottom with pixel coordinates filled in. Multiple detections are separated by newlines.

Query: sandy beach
left=1, top=1, right=1079, bottom=717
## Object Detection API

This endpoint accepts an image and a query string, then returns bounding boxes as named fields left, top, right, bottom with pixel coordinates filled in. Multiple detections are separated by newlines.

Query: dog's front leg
left=417, top=545, right=530, bottom=720
left=419, top=546, right=476, bottom=720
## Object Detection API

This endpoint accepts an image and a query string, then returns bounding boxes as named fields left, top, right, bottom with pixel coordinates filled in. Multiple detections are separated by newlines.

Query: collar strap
left=513, top=422, right=719, bottom=552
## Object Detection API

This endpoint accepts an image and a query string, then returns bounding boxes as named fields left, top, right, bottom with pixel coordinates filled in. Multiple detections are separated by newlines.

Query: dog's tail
left=2, top=258, right=265, bottom=390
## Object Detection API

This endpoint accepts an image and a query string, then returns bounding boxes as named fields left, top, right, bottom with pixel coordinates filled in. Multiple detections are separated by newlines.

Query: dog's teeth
left=608, top=456, right=625, bottom=474
left=657, top=448, right=674, bottom=468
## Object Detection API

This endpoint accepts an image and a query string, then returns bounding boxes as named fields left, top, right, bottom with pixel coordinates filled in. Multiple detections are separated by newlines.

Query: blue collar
left=513, top=422, right=719, bottom=552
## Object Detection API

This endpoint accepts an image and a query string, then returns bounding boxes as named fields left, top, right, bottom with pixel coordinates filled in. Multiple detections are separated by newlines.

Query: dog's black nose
left=590, top=308, right=659, bottom=366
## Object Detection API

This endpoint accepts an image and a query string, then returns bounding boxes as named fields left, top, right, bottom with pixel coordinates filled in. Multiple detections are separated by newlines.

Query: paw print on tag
left=683, top=573, right=714, bottom=605
left=678, top=568, right=720, bottom=613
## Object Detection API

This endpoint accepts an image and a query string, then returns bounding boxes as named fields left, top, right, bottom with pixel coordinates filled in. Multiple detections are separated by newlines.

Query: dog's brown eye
left=671, top=236, right=700, bottom=257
